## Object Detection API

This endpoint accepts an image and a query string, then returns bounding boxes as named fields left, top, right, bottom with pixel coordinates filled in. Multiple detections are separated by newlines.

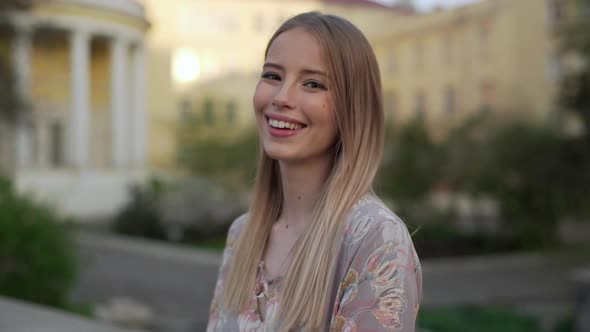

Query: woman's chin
left=264, top=150, right=294, bottom=162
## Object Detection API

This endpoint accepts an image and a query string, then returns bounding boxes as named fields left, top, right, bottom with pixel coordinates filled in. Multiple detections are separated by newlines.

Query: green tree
left=558, top=0, right=590, bottom=134
left=0, top=177, right=78, bottom=308
left=178, top=123, right=259, bottom=191
left=0, top=0, right=31, bottom=124
left=378, top=117, right=443, bottom=210
left=0, top=0, right=33, bottom=173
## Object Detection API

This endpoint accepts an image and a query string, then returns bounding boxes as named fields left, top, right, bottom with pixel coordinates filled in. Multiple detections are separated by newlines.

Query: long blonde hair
left=223, top=12, right=384, bottom=331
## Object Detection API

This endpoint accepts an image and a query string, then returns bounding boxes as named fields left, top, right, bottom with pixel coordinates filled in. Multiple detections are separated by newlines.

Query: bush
left=178, top=127, right=259, bottom=191
left=113, top=176, right=245, bottom=243
left=552, top=313, right=574, bottom=332
left=112, top=177, right=166, bottom=240
left=418, top=306, right=539, bottom=332
left=378, top=118, right=443, bottom=204
left=0, top=177, right=78, bottom=308
left=379, top=114, right=590, bottom=252
left=412, top=223, right=521, bottom=258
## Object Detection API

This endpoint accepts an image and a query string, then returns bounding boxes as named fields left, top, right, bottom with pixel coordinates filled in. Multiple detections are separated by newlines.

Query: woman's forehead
left=266, top=28, right=327, bottom=71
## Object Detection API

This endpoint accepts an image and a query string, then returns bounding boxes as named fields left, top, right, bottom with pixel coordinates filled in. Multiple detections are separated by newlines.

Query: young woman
left=207, top=12, right=422, bottom=332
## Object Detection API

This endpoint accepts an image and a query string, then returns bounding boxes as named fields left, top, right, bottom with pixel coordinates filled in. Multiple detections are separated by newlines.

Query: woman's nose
left=272, top=82, right=295, bottom=109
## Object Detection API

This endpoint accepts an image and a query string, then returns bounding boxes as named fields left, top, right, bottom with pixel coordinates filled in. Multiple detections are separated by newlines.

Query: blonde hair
left=223, top=12, right=384, bottom=331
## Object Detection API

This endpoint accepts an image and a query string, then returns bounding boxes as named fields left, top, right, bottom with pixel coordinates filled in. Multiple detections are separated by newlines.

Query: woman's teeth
left=268, top=118, right=303, bottom=130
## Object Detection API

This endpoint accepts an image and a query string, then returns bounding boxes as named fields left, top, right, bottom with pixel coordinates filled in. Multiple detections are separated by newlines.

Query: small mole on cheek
left=297, top=196, right=301, bottom=200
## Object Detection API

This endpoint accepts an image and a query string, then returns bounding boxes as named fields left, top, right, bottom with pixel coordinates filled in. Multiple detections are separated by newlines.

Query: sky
left=375, top=0, right=481, bottom=12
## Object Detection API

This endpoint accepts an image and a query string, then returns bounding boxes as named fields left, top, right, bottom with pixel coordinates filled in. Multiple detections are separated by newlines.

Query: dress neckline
left=258, top=260, right=283, bottom=285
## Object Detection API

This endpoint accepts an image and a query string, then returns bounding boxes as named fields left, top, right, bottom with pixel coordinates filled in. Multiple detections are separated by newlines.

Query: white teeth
left=267, top=117, right=303, bottom=130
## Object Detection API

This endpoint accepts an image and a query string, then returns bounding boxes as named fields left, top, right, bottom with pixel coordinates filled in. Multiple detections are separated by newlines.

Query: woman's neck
left=277, top=155, right=332, bottom=231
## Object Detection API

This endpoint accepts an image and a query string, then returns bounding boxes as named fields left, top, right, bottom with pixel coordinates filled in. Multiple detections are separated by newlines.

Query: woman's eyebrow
left=263, top=62, right=327, bottom=77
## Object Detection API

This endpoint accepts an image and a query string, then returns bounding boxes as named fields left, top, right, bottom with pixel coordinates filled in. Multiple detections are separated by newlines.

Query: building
left=373, top=0, right=570, bottom=126
left=0, top=0, right=149, bottom=220
left=152, top=0, right=577, bottom=162
left=140, top=0, right=409, bottom=169
left=0, top=0, right=578, bottom=219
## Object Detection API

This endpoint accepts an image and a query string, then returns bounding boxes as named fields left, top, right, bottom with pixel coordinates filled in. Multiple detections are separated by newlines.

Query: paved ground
left=0, top=295, right=142, bottom=332
left=71, top=231, right=221, bottom=332
left=71, top=230, right=582, bottom=332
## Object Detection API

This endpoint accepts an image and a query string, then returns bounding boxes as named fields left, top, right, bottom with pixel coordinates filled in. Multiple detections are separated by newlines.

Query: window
left=226, top=101, right=237, bottom=125
left=442, top=34, right=453, bottom=66
left=203, top=99, right=215, bottom=125
left=478, top=20, right=493, bottom=61
left=414, top=41, right=424, bottom=72
left=180, top=99, right=192, bottom=115
left=479, top=81, right=496, bottom=113
left=415, top=90, right=426, bottom=118
left=546, top=0, right=566, bottom=27
left=444, top=86, right=456, bottom=116
left=180, top=99, right=199, bottom=126
left=386, top=50, right=397, bottom=76
left=384, top=91, right=396, bottom=121
left=253, top=13, right=264, bottom=32
left=545, top=53, right=562, bottom=81
left=50, top=121, right=64, bottom=167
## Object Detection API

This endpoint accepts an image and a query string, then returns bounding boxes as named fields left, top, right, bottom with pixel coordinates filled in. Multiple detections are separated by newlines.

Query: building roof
left=321, top=0, right=414, bottom=12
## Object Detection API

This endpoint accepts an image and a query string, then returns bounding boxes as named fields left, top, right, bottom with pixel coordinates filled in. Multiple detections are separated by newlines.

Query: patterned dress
left=207, top=195, right=422, bottom=331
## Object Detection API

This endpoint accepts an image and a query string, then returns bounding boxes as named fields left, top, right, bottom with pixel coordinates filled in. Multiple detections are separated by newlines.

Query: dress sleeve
left=206, top=214, right=247, bottom=331
left=330, top=219, right=422, bottom=332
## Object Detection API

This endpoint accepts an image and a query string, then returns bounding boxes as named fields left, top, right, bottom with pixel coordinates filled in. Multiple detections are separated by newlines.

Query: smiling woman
left=207, top=12, right=422, bottom=332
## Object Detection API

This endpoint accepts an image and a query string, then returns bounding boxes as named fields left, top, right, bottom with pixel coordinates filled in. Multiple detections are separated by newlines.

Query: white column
left=131, top=42, right=147, bottom=167
left=69, top=29, right=91, bottom=168
left=12, top=25, right=33, bottom=169
left=110, top=37, right=129, bottom=167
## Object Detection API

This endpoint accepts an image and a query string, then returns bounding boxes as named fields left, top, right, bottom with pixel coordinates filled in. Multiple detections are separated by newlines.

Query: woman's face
left=253, top=27, right=338, bottom=165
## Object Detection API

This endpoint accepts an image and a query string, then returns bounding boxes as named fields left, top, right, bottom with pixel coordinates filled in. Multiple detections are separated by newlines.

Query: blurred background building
left=0, top=0, right=582, bottom=218
left=0, top=0, right=149, bottom=219
left=1, top=1, right=589, bottom=331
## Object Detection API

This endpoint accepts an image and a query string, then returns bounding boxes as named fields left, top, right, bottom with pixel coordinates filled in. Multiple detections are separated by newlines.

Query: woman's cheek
left=253, top=82, right=271, bottom=113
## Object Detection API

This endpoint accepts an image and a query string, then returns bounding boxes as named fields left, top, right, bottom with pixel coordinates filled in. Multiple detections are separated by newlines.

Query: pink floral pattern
left=207, top=195, right=422, bottom=331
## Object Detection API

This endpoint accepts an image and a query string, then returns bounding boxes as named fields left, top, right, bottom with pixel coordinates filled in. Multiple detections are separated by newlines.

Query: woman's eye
left=262, top=72, right=281, bottom=81
left=304, top=81, right=326, bottom=90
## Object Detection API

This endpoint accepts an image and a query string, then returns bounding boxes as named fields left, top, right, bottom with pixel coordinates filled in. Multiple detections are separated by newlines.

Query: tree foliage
left=177, top=123, right=259, bottom=191
left=377, top=113, right=590, bottom=249
left=0, top=0, right=32, bottom=11
left=0, top=177, right=78, bottom=308
left=558, top=0, right=590, bottom=134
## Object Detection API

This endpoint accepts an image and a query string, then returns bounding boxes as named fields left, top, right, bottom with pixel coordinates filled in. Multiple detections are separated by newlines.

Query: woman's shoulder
left=341, top=194, right=412, bottom=247
left=225, top=213, right=249, bottom=248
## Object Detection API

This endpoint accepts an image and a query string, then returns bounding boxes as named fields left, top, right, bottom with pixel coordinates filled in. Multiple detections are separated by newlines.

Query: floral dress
left=207, top=195, right=422, bottom=331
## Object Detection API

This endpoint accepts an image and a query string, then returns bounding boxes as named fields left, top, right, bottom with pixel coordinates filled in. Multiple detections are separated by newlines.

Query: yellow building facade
left=140, top=0, right=405, bottom=169
left=1, top=0, right=573, bottom=220
left=144, top=0, right=572, bottom=170
left=374, top=0, right=567, bottom=125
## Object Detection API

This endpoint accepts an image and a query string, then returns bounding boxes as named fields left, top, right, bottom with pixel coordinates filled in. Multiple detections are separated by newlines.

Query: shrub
left=0, top=177, right=78, bottom=308
left=112, top=177, right=166, bottom=240
left=418, top=306, right=539, bottom=332
left=552, top=313, right=574, bottom=332
left=112, top=176, right=245, bottom=243
left=178, top=127, right=258, bottom=191
left=412, top=223, right=520, bottom=258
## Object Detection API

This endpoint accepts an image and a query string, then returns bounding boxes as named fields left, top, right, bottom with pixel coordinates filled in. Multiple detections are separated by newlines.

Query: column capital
left=13, top=22, right=34, bottom=36
left=7, top=13, right=35, bottom=34
left=70, top=27, right=92, bottom=41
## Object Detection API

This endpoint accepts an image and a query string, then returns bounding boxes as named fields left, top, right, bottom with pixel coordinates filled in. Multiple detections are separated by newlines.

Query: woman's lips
left=265, top=115, right=306, bottom=138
